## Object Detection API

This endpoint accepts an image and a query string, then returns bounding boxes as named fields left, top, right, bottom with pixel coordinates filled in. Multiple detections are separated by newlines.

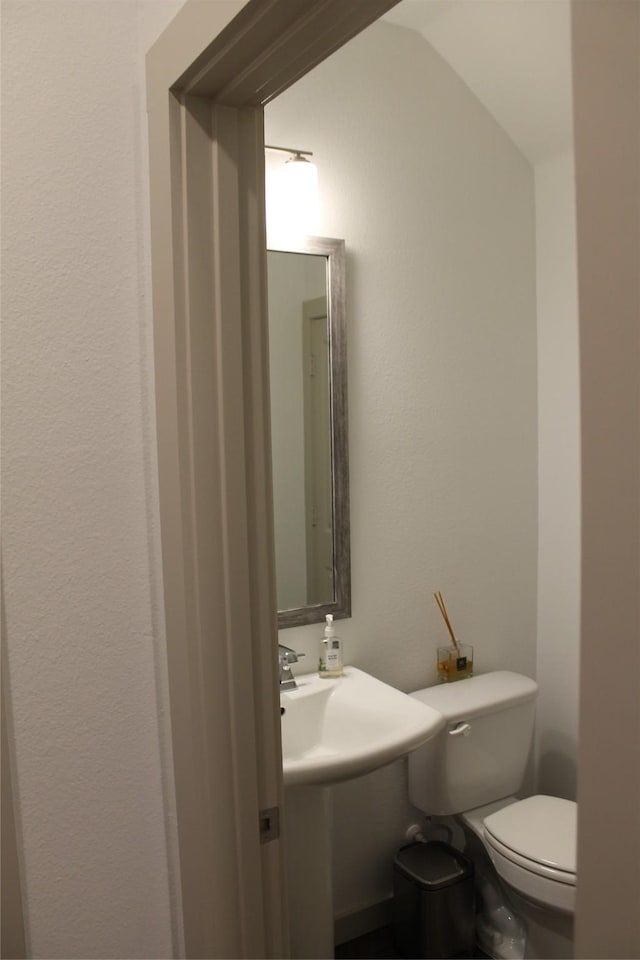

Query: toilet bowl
left=483, top=795, right=576, bottom=915
left=408, top=672, right=577, bottom=959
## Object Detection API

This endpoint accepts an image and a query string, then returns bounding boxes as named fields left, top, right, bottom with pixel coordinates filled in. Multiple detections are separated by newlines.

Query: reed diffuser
left=434, top=591, right=473, bottom=682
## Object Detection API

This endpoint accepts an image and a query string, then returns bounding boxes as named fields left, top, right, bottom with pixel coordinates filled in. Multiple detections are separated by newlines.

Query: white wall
left=2, top=1, right=183, bottom=956
left=266, top=20, right=538, bottom=919
left=535, top=151, right=580, bottom=801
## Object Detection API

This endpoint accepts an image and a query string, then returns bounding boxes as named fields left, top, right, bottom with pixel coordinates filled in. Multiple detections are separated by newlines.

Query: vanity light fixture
left=265, top=145, right=319, bottom=241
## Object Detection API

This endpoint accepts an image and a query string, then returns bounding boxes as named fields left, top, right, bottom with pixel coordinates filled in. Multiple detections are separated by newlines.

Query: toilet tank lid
left=410, top=671, right=538, bottom=720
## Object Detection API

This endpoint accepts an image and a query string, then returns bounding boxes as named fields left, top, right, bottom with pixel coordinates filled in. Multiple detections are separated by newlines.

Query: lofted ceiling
left=383, top=0, right=573, bottom=166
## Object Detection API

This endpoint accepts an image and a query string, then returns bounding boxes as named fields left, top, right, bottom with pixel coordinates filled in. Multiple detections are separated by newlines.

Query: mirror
left=267, top=236, right=350, bottom=628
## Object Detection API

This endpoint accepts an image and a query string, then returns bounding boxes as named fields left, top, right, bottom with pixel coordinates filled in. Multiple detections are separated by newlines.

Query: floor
left=335, top=925, right=401, bottom=959
left=335, top=924, right=490, bottom=959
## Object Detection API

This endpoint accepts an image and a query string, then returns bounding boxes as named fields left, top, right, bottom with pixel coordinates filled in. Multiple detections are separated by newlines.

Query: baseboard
left=334, top=897, right=393, bottom=945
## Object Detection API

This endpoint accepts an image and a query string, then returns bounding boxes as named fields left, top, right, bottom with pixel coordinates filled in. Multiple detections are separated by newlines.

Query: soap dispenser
left=319, top=614, right=344, bottom=678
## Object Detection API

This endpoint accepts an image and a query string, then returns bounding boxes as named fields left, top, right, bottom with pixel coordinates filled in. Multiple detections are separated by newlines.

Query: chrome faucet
left=278, top=644, right=305, bottom=690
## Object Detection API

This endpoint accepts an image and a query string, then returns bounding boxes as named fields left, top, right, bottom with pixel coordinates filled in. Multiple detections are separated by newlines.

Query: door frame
left=145, top=1, right=399, bottom=956
left=147, top=0, right=640, bottom=957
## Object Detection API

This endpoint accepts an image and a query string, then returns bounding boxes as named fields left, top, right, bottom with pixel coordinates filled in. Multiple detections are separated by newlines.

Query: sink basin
left=280, top=666, right=444, bottom=786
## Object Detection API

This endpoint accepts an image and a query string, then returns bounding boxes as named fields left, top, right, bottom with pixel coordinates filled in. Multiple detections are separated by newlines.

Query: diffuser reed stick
left=434, top=591, right=460, bottom=654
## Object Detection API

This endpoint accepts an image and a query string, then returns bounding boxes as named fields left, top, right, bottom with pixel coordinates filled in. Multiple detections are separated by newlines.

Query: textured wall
left=266, top=20, right=538, bottom=917
left=2, top=1, right=183, bottom=956
left=572, top=2, right=640, bottom=953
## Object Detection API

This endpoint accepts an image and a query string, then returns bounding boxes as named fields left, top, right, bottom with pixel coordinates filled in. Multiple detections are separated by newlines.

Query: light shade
left=266, top=155, right=319, bottom=243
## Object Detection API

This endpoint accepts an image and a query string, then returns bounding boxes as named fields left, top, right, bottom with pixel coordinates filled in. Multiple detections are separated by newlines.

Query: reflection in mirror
left=267, top=236, right=350, bottom=628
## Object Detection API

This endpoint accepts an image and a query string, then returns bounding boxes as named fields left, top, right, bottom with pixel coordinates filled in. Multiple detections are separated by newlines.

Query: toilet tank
left=408, top=671, right=538, bottom=815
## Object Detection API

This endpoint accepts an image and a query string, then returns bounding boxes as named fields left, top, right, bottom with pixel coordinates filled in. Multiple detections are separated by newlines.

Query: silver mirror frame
left=268, top=235, right=350, bottom=629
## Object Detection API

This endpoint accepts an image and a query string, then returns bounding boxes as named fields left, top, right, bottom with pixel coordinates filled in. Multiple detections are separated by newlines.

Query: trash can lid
left=394, top=841, right=474, bottom=890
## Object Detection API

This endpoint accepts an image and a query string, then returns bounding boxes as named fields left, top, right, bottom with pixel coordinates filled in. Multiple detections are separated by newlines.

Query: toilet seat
left=484, top=831, right=576, bottom=885
left=483, top=795, right=577, bottom=913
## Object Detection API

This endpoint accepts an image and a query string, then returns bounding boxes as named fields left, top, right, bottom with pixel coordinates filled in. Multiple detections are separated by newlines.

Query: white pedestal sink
left=280, top=667, right=444, bottom=958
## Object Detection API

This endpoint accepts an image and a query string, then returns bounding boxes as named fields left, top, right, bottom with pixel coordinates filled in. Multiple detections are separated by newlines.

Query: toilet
left=408, top=671, right=577, bottom=960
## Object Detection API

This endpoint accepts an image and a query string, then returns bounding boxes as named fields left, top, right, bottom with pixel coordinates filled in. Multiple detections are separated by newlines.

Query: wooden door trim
left=146, top=0, right=399, bottom=955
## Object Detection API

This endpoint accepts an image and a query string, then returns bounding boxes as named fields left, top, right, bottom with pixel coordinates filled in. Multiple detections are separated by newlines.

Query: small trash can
left=392, top=840, right=475, bottom=959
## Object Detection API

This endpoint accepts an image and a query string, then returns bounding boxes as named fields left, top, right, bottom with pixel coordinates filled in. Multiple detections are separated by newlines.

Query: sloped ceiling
left=383, top=0, right=573, bottom=166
